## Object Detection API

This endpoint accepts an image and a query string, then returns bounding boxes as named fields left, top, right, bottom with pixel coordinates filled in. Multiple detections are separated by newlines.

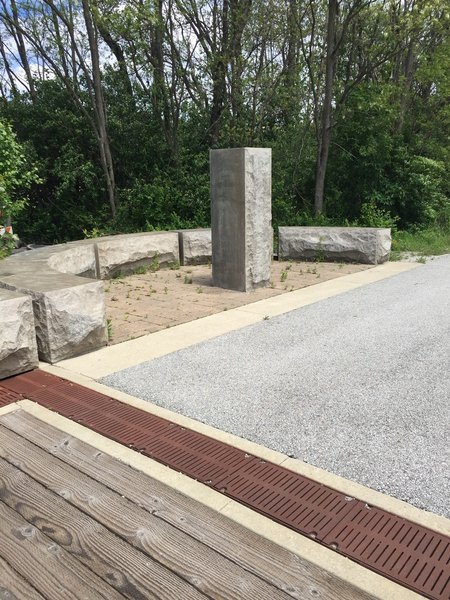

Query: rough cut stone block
left=47, top=243, right=97, bottom=278
left=178, top=229, right=211, bottom=265
left=211, top=148, right=272, bottom=291
left=0, top=289, right=38, bottom=379
left=96, top=232, right=179, bottom=278
left=278, top=227, right=391, bottom=264
left=0, top=274, right=107, bottom=364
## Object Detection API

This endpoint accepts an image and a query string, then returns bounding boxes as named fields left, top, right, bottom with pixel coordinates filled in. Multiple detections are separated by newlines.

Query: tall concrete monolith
left=210, top=147, right=272, bottom=292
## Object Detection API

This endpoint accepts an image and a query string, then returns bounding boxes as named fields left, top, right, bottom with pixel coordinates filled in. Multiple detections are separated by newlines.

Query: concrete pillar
left=210, top=147, right=272, bottom=291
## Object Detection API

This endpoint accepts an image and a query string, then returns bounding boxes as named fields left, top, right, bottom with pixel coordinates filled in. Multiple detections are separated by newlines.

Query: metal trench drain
left=1, top=369, right=449, bottom=600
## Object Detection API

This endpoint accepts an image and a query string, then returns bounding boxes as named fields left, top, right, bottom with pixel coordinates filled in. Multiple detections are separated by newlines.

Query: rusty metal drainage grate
left=0, top=384, right=22, bottom=408
left=1, top=369, right=449, bottom=599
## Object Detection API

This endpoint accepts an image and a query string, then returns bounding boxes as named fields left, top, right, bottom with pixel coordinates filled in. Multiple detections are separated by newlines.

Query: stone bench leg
left=0, top=290, right=39, bottom=379
left=31, top=280, right=107, bottom=363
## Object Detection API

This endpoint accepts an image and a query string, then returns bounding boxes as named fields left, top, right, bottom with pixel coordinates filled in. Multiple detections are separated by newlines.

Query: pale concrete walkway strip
left=0, top=401, right=426, bottom=600
left=56, top=261, right=418, bottom=379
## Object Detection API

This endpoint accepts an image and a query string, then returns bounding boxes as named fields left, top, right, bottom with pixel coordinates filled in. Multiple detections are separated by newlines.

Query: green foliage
left=2, top=82, right=107, bottom=244
left=0, top=119, right=39, bottom=220
left=0, top=0, right=448, bottom=245
left=357, top=203, right=399, bottom=230
left=0, top=232, right=16, bottom=259
left=106, top=318, right=113, bottom=342
left=392, top=228, right=450, bottom=256
left=114, top=154, right=210, bottom=233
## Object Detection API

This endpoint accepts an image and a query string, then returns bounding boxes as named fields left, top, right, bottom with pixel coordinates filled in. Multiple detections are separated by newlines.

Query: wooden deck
left=0, top=409, right=374, bottom=600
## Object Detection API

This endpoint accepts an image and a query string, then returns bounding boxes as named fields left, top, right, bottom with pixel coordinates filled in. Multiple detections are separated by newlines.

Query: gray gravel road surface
left=102, top=256, right=450, bottom=517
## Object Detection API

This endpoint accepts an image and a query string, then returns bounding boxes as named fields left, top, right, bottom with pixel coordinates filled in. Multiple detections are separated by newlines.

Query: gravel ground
left=102, top=255, right=450, bottom=517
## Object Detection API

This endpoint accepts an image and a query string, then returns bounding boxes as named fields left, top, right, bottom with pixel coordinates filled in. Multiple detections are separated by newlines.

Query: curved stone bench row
left=0, top=226, right=389, bottom=376
left=0, top=231, right=182, bottom=366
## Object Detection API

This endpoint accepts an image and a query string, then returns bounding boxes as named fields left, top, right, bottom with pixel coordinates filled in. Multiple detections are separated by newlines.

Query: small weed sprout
left=134, top=265, right=148, bottom=275
left=280, top=270, right=288, bottom=282
left=150, top=252, right=160, bottom=272
left=184, top=275, right=193, bottom=284
left=164, top=286, right=169, bottom=294
left=169, top=261, right=180, bottom=270
left=315, top=236, right=326, bottom=262
left=106, top=318, right=113, bottom=341
left=197, top=286, right=203, bottom=293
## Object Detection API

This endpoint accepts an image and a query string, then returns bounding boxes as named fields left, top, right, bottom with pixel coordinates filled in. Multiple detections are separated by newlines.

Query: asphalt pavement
left=102, top=255, right=450, bottom=517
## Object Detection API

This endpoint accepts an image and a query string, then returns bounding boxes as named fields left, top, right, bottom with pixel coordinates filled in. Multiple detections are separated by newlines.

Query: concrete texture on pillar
left=211, top=148, right=272, bottom=291
left=0, top=289, right=39, bottom=379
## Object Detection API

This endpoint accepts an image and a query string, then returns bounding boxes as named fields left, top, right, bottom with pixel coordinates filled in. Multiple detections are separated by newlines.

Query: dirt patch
left=104, top=260, right=373, bottom=344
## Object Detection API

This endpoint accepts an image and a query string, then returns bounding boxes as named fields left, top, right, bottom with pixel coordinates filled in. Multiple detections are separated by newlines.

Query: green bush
left=0, top=119, right=39, bottom=221
left=357, top=202, right=399, bottom=230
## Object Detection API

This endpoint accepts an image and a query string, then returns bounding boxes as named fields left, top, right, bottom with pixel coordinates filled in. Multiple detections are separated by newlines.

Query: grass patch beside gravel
left=391, top=227, right=450, bottom=259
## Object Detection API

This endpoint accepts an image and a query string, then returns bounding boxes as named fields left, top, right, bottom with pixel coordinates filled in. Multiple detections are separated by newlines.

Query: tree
left=0, top=119, right=39, bottom=222
left=0, top=0, right=117, bottom=218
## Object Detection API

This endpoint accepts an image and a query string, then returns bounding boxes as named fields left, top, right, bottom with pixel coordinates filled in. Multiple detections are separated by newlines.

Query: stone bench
left=278, top=227, right=391, bottom=264
left=0, top=289, right=39, bottom=379
left=178, top=229, right=212, bottom=265
left=0, top=231, right=179, bottom=365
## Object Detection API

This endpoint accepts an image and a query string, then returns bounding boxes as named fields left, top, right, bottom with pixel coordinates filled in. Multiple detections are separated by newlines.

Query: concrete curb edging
left=55, top=261, right=420, bottom=379
left=0, top=400, right=424, bottom=600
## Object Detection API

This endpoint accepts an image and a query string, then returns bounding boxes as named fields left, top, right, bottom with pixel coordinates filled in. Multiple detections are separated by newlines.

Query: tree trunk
left=209, top=0, right=229, bottom=146
left=314, top=0, right=337, bottom=216
left=0, top=34, right=18, bottom=96
left=10, top=0, right=36, bottom=99
left=150, top=0, right=179, bottom=159
left=228, top=0, right=252, bottom=144
left=95, top=14, right=134, bottom=99
left=81, top=0, right=116, bottom=219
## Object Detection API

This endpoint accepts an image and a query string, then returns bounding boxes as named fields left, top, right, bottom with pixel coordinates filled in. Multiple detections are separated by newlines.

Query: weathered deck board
left=0, top=500, right=125, bottom=600
left=0, top=409, right=375, bottom=600
left=0, top=555, right=46, bottom=600
left=0, top=421, right=291, bottom=600
left=0, top=457, right=206, bottom=600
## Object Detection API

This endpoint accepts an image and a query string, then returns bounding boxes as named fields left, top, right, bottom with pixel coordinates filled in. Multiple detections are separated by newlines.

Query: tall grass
left=392, top=228, right=450, bottom=257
